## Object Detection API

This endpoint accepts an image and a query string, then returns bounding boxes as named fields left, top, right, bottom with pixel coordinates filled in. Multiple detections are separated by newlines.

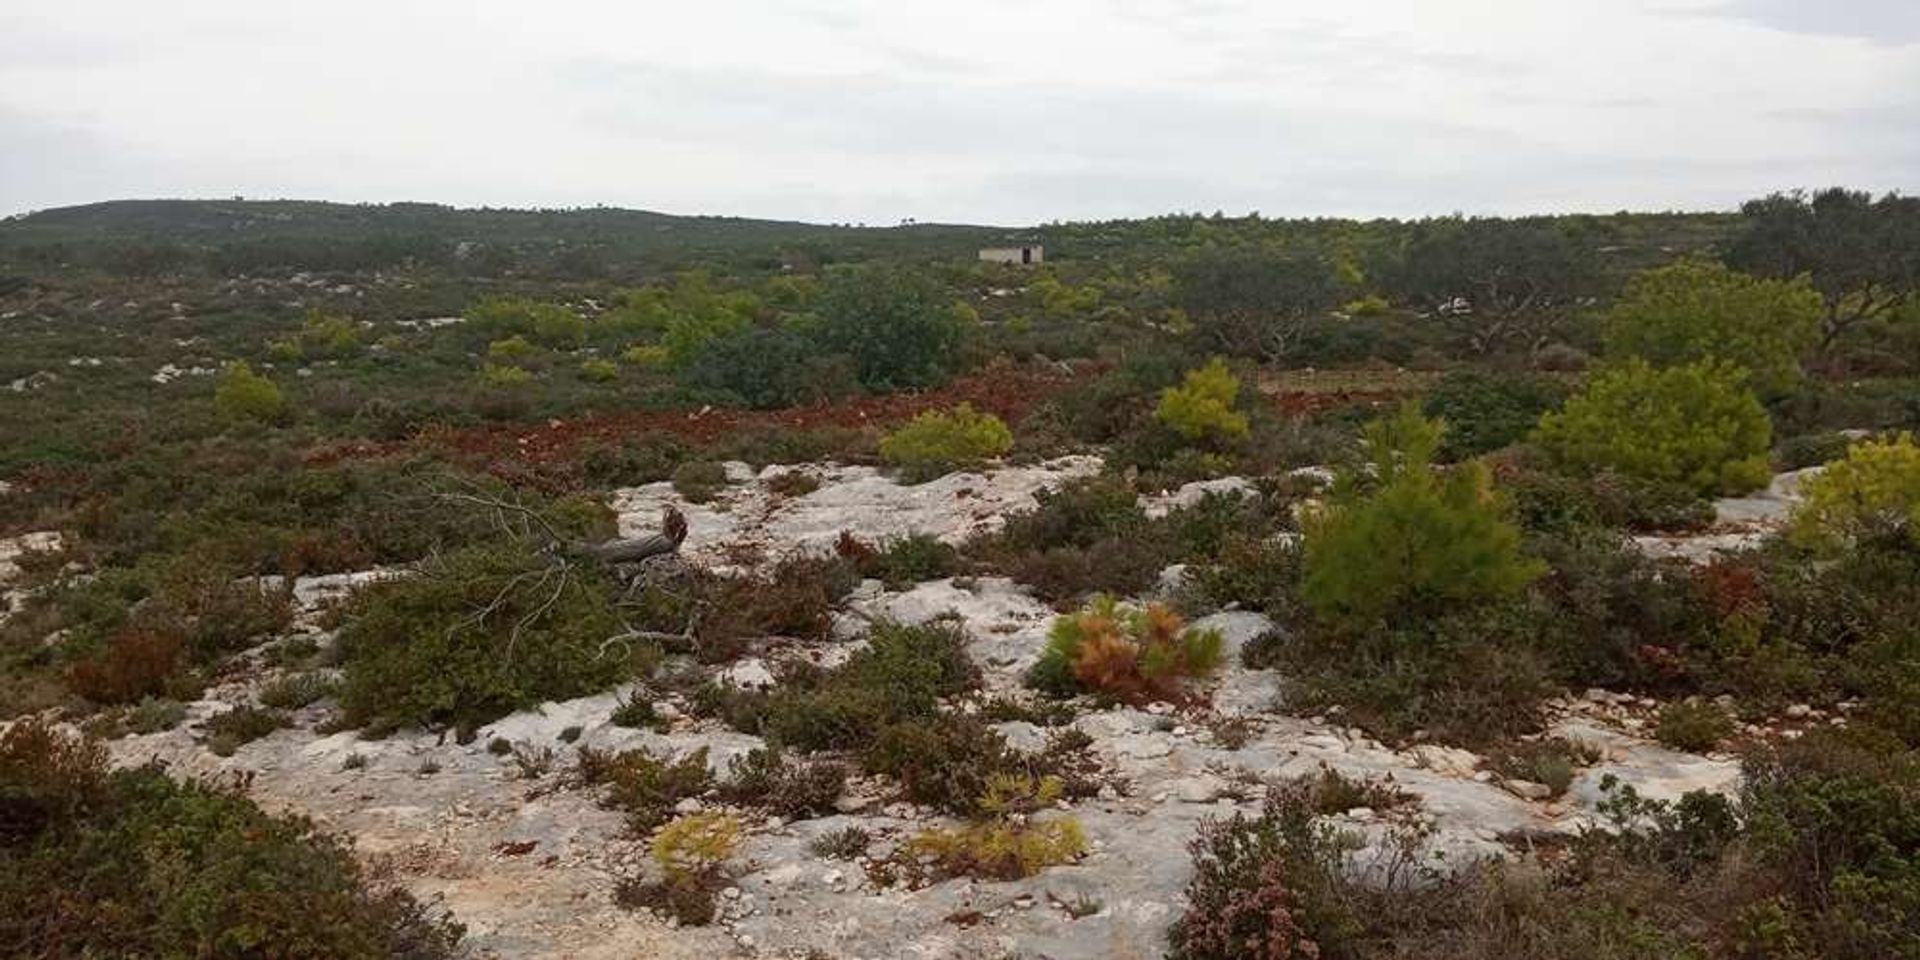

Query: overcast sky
left=3, top=0, right=1916, bottom=224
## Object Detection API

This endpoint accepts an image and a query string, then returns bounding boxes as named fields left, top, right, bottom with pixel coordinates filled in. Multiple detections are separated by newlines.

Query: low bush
left=578, top=745, right=714, bottom=834
left=1486, top=737, right=1602, bottom=796
left=839, top=532, right=959, bottom=588
left=1026, top=595, right=1224, bottom=702
left=713, top=620, right=979, bottom=753
left=905, top=774, right=1087, bottom=880
left=878, top=403, right=1013, bottom=481
left=203, top=704, right=288, bottom=756
left=670, top=460, right=728, bottom=503
left=1655, top=700, right=1735, bottom=752
left=717, top=746, right=847, bottom=819
left=257, top=671, right=337, bottom=710
left=334, top=541, right=631, bottom=730
left=1282, top=601, right=1556, bottom=747
left=0, top=720, right=463, bottom=957
left=616, top=811, right=741, bottom=926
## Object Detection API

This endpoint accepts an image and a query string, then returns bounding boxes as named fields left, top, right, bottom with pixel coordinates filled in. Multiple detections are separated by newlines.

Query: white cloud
left=2, top=0, right=1915, bottom=221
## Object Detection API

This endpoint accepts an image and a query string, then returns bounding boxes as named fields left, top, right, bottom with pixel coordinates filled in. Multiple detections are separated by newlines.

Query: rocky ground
left=9, top=459, right=1812, bottom=960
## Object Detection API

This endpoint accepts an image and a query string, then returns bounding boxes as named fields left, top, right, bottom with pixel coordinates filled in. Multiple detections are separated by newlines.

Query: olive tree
left=1726, top=188, right=1920, bottom=351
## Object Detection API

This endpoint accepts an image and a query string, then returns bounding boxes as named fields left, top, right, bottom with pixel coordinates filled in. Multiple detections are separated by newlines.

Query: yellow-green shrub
left=622, top=344, right=670, bottom=368
left=1155, top=357, right=1250, bottom=444
left=1789, top=433, right=1920, bottom=552
left=579, top=358, right=619, bottom=383
left=908, top=774, right=1086, bottom=879
left=213, top=361, right=287, bottom=424
left=476, top=363, right=534, bottom=388
left=1533, top=359, right=1772, bottom=497
left=879, top=403, right=1013, bottom=479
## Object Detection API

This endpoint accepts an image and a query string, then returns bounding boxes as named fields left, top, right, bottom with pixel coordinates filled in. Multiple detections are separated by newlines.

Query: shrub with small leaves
left=906, top=775, right=1087, bottom=880
left=202, top=705, right=287, bottom=757
left=616, top=811, right=742, bottom=926
left=1655, top=700, right=1735, bottom=753
left=670, top=460, right=728, bottom=503
left=578, top=745, right=714, bottom=834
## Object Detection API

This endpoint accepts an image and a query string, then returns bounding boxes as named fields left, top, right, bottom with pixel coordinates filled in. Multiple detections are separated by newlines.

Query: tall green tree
left=1602, top=258, right=1822, bottom=393
left=1727, top=188, right=1920, bottom=351
left=1377, top=217, right=1603, bottom=358
left=1171, top=246, right=1341, bottom=363
left=811, top=266, right=969, bottom=391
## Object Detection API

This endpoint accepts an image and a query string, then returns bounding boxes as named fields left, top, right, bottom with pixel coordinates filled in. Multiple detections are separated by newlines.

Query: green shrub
left=1789, top=433, right=1920, bottom=552
left=1602, top=258, right=1822, bottom=394
left=670, top=460, right=728, bottom=503
left=1027, top=595, right=1224, bottom=702
left=213, top=361, right=287, bottom=424
left=334, top=542, right=629, bottom=730
left=578, top=745, right=714, bottom=834
left=476, top=362, right=534, bottom=388
left=1422, top=370, right=1568, bottom=461
left=1655, top=700, right=1735, bottom=752
left=752, top=620, right=978, bottom=752
left=878, top=404, right=1013, bottom=480
left=257, top=672, right=336, bottom=710
left=811, top=266, right=970, bottom=391
left=203, top=704, right=288, bottom=757
left=840, top=532, right=960, bottom=588
left=988, top=473, right=1146, bottom=553
left=1155, top=357, right=1250, bottom=445
left=1534, top=359, right=1773, bottom=497
left=1302, top=404, right=1542, bottom=628
left=717, top=746, right=847, bottom=819
left=0, top=720, right=462, bottom=957
left=1284, top=602, right=1556, bottom=747
left=578, top=358, right=619, bottom=383
left=486, top=334, right=538, bottom=363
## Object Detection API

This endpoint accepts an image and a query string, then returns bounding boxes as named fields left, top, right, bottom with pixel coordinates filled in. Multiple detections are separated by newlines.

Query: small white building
left=978, top=245, right=1044, bottom=266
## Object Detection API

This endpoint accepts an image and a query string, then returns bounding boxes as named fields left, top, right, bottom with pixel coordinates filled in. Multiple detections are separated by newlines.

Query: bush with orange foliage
left=1027, top=595, right=1224, bottom=701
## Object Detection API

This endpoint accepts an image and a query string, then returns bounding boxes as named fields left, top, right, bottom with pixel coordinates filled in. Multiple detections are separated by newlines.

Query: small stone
left=1151, top=791, right=1170, bottom=803
left=1784, top=704, right=1811, bottom=719
left=721, top=887, right=741, bottom=900
left=833, top=794, right=875, bottom=814
left=1584, top=688, right=1610, bottom=704
left=1471, top=770, right=1494, bottom=783
left=1097, top=784, right=1120, bottom=801
left=673, top=797, right=704, bottom=814
left=1171, top=725, right=1189, bottom=736
left=1173, top=776, right=1223, bottom=803
left=1345, top=806, right=1374, bottom=821
left=1502, top=779, right=1553, bottom=801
